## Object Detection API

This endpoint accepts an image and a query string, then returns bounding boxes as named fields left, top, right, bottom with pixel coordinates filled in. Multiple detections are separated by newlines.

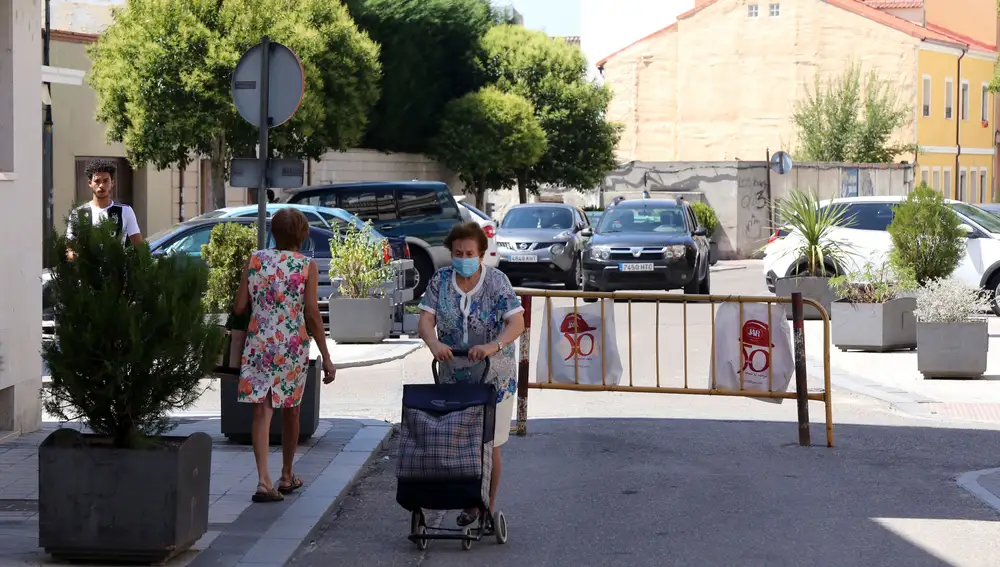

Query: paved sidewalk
left=0, top=417, right=393, bottom=567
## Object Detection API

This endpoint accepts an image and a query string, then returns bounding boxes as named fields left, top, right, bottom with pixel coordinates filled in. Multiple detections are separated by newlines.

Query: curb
left=235, top=424, right=394, bottom=567
left=957, top=467, right=1000, bottom=514
left=330, top=344, right=424, bottom=370
left=804, top=354, right=938, bottom=419
left=710, top=265, right=747, bottom=273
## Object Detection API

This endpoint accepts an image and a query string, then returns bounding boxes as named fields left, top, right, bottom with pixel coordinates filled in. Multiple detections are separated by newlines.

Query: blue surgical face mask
left=452, top=257, right=481, bottom=278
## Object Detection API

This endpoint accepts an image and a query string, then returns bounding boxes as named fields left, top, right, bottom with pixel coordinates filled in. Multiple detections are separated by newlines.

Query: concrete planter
left=831, top=297, right=916, bottom=352
left=220, top=359, right=320, bottom=445
left=774, top=276, right=835, bottom=320
left=38, top=429, right=212, bottom=563
left=917, top=321, right=989, bottom=379
left=328, top=297, right=393, bottom=344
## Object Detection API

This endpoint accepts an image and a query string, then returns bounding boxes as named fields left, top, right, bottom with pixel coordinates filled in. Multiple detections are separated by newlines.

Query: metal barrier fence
left=512, top=290, right=833, bottom=448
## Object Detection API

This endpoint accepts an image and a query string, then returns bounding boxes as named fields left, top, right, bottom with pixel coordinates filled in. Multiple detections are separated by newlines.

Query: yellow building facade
left=598, top=0, right=999, bottom=202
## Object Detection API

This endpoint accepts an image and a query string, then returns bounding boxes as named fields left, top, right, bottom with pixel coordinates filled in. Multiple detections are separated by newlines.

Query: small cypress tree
left=202, top=222, right=257, bottom=330
left=887, top=184, right=966, bottom=285
left=42, top=215, right=225, bottom=448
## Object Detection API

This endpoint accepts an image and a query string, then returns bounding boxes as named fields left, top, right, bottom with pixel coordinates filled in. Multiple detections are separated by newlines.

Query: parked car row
left=761, top=195, right=1000, bottom=314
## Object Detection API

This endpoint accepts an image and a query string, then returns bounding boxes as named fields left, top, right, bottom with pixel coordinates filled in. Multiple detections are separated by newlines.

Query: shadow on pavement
left=289, top=417, right=1000, bottom=567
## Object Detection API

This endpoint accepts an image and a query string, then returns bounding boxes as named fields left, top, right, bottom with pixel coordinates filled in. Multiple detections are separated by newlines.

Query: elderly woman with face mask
left=416, top=221, right=526, bottom=528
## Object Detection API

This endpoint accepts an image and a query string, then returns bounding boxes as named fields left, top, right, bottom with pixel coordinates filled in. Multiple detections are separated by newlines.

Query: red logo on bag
left=740, top=320, right=773, bottom=373
left=560, top=313, right=597, bottom=360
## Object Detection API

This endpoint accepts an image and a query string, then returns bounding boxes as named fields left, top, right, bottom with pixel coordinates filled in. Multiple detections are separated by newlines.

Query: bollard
left=515, top=294, right=531, bottom=436
left=791, top=292, right=811, bottom=446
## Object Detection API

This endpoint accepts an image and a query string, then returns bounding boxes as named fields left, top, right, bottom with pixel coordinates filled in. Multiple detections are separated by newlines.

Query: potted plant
left=829, top=260, right=917, bottom=351
left=887, top=182, right=966, bottom=287
left=39, top=215, right=224, bottom=562
left=771, top=189, right=854, bottom=320
left=914, top=277, right=990, bottom=379
left=328, top=221, right=395, bottom=343
left=691, top=201, right=720, bottom=265
left=202, top=222, right=257, bottom=369
left=202, top=223, right=321, bottom=445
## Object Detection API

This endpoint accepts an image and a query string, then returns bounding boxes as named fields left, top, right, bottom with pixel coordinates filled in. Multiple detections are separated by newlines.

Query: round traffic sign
left=770, top=151, right=793, bottom=175
left=231, top=41, right=305, bottom=128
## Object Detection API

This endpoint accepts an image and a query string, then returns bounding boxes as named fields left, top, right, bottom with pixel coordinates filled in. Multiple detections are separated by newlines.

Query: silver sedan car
left=495, top=203, right=593, bottom=288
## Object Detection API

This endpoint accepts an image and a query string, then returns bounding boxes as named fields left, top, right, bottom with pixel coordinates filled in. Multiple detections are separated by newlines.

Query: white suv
left=762, top=196, right=1000, bottom=314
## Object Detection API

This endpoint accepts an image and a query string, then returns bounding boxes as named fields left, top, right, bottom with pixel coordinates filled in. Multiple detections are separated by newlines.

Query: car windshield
left=951, top=203, right=1000, bottom=234
left=501, top=207, right=573, bottom=229
left=596, top=206, right=687, bottom=233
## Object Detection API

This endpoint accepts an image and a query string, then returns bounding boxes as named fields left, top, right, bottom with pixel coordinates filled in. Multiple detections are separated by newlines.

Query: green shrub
left=690, top=202, right=719, bottom=237
left=43, top=214, right=224, bottom=448
left=201, top=222, right=257, bottom=330
left=329, top=221, right=394, bottom=298
left=887, top=183, right=965, bottom=285
left=829, top=260, right=915, bottom=304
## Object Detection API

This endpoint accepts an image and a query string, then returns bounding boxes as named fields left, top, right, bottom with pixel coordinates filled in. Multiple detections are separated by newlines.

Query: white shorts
left=494, top=395, right=515, bottom=447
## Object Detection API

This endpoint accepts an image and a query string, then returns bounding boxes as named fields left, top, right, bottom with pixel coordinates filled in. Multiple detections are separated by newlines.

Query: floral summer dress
left=239, top=249, right=312, bottom=408
left=418, top=266, right=523, bottom=404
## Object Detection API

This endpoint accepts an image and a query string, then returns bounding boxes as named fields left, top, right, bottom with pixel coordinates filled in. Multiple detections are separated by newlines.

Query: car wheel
left=698, top=267, right=711, bottom=295
left=582, top=276, right=599, bottom=303
left=411, top=249, right=434, bottom=301
left=565, top=257, right=583, bottom=290
left=988, top=273, right=1000, bottom=317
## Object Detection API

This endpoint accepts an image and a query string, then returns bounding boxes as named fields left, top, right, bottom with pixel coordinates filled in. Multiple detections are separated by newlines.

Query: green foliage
left=202, top=222, right=257, bottom=329
left=829, top=260, right=915, bottom=304
left=431, top=86, right=547, bottom=208
left=330, top=221, right=394, bottom=299
left=773, top=190, right=855, bottom=276
left=345, top=0, right=501, bottom=153
left=43, top=215, right=225, bottom=449
left=690, top=202, right=719, bottom=237
left=88, top=0, right=382, bottom=205
left=479, top=25, right=622, bottom=199
left=887, top=183, right=966, bottom=285
left=792, top=63, right=913, bottom=163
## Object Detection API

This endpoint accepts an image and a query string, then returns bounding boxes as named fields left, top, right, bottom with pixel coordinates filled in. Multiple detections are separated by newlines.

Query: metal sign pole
left=256, top=36, right=271, bottom=249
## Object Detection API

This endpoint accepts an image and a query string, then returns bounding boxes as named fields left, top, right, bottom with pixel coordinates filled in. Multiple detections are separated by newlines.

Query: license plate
left=510, top=255, right=538, bottom=263
left=619, top=263, right=654, bottom=272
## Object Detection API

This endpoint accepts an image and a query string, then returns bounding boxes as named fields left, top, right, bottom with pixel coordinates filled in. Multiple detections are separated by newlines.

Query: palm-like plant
left=773, top=190, right=855, bottom=276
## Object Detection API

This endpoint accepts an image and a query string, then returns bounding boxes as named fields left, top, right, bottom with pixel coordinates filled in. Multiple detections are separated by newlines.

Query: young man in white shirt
left=66, top=159, right=143, bottom=258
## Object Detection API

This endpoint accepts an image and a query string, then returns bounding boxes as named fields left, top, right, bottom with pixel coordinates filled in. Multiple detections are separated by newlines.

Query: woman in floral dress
left=417, top=221, right=526, bottom=527
left=234, top=209, right=336, bottom=503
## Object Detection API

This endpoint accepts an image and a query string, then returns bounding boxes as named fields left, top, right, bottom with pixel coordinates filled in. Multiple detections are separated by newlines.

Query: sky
left=502, top=0, right=695, bottom=73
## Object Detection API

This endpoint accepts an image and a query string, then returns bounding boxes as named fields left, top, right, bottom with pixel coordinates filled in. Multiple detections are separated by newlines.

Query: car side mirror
left=959, top=223, right=978, bottom=238
left=581, top=228, right=593, bottom=237
left=694, top=227, right=708, bottom=237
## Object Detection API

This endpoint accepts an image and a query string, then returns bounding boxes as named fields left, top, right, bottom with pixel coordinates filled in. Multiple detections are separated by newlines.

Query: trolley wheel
left=410, top=510, right=424, bottom=534
left=461, top=527, right=473, bottom=551
left=494, top=511, right=508, bottom=544
left=414, top=525, right=428, bottom=551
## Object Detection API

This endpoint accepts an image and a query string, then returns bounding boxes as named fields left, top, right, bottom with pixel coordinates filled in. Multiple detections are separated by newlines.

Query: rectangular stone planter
left=38, top=429, right=212, bottom=563
left=831, top=297, right=916, bottom=352
left=219, top=359, right=321, bottom=445
left=917, top=321, right=989, bottom=379
left=774, top=276, right=835, bottom=320
left=328, top=297, right=393, bottom=344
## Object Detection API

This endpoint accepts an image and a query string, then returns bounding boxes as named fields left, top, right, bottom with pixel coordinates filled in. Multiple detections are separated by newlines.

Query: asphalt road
left=285, top=264, right=1000, bottom=567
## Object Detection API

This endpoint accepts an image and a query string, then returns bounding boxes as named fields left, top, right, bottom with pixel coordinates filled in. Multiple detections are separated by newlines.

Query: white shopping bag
left=709, top=302, right=794, bottom=403
left=535, top=298, right=623, bottom=386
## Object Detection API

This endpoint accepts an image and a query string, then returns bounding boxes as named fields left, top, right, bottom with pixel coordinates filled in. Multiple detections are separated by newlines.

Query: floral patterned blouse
left=418, top=266, right=523, bottom=404
left=239, top=249, right=312, bottom=408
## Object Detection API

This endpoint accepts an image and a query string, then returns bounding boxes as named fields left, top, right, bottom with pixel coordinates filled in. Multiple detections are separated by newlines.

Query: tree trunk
left=209, top=132, right=227, bottom=211
left=475, top=178, right=488, bottom=211
left=516, top=170, right=528, bottom=204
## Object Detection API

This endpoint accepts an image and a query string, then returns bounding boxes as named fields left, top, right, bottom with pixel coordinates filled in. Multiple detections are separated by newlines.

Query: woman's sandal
left=277, top=475, right=304, bottom=494
left=251, top=482, right=284, bottom=503
left=456, top=510, right=480, bottom=527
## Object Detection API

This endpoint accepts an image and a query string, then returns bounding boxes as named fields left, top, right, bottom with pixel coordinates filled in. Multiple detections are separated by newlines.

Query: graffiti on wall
left=839, top=168, right=874, bottom=198
left=738, top=172, right=769, bottom=244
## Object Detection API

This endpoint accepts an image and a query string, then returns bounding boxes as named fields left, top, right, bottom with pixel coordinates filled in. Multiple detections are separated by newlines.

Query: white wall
left=0, top=0, right=43, bottom=435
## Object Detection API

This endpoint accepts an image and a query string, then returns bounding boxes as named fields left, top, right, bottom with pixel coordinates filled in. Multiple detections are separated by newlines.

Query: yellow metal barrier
left=511, top=289, right=834, bottom=448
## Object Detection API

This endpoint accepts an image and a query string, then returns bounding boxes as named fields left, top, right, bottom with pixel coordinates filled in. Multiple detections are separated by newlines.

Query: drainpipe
left=178, top=164, right=185, bottom=222
left=956, top=46, right=967, bottom=200
left=42, top=0, right=53, bottom=261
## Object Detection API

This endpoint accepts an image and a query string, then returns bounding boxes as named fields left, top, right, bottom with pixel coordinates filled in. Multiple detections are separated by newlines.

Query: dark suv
left=282, top=181, right=463, bottom=299
left=581, top=198, right=711, bottom=295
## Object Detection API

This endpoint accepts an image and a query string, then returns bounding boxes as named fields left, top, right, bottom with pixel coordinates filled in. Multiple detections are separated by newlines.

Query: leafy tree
left=344, top=0, right=508, bottom=153
left=479, top=25, right=622, bottom=202
left=887, top=183, right=966, bottom=285
left=431, top=87, right=547, bottom=209
left=792, top=63, right=912, bottom=163
left=88, top=0, right=381, bottom=210
left=43, top=215, right=224, bottom=448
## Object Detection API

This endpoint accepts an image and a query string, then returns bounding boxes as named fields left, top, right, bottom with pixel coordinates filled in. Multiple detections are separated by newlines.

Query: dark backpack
left=76, top=204, right=125, bottom=241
